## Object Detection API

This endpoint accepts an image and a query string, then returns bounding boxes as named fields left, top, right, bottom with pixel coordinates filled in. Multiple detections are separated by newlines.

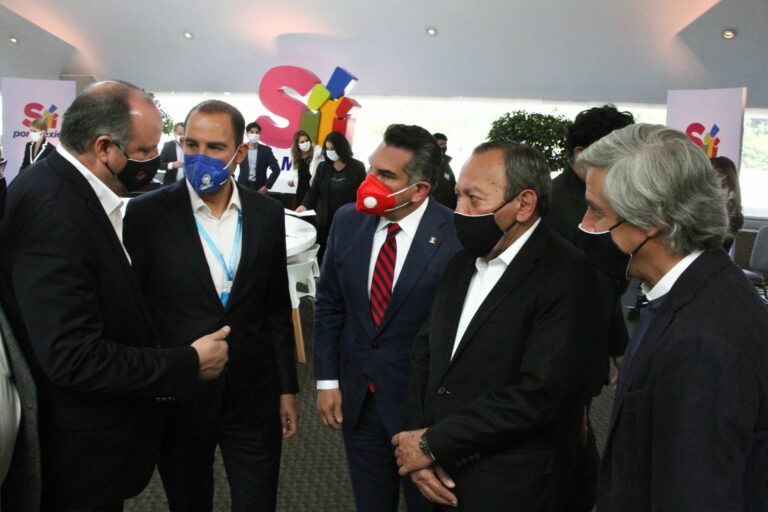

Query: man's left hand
left=258, top=186, right=268, bottom=194
left=280, top=394, right=299, bottom=440
left=392, top=428, right=432, bottom=475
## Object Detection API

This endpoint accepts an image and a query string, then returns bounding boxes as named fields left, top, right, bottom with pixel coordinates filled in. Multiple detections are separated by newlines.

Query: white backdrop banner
left=1, top=77, right=76, bottom=182
left=666, top=87, right=748, bottom=170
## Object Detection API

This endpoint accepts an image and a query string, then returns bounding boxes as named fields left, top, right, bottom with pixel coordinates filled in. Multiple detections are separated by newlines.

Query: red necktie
left=370, top=223, right=401, bottom=328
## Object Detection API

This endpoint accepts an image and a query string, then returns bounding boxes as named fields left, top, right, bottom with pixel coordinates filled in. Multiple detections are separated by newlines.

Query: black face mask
left=578, top=220, right=651, bottom=280
left=453, top=197, right=517, bottom=257
left=106, top=143, right=160, bottom=192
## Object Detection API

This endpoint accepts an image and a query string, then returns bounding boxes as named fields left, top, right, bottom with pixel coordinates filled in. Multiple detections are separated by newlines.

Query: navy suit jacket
left=313, top=199, right=463, bottom=435
left=237, top=143, right=281, bottom=190
left=124, top=180, right=298, bottom=420
left=598, top=249, right=768, bottom=512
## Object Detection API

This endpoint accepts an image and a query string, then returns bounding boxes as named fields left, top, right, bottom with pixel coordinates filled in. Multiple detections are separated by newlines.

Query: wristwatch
left=419, top=433, right=436, bottom=461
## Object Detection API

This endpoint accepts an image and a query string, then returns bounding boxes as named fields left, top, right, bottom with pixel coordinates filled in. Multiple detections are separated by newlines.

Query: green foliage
left=154, top=98, right=175, bottom=135
left=487, top=110, right=573, bottom=171
left=742, top=117, right=768, bottom=170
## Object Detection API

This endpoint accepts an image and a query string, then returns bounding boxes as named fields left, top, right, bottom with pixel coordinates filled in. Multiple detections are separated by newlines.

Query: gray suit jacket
left=0, top=305, right=40, bottom=511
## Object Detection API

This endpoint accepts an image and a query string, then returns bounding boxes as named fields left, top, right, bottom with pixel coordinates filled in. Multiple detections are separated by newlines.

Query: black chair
left=744, top=225, right=768, bottom=300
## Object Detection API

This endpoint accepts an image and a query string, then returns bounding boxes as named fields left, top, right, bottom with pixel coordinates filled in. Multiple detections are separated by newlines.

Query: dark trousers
left=47, top=505, right=123, bottom=512
left=342, top=392, right=432, bottom=512
left=158, top=392, right=282, bottom=512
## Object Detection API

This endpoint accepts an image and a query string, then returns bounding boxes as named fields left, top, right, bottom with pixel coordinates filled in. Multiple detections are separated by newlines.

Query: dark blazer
left=0, top=151, right=200, bottom=508
left=160, top=140, right=183, bottom=185
left=0, top=176, right=6, bottom=222
left=123, top=179, right=298, bottom=421
left=301, top=159, right=366, bottom=229
left=431, top=160, right=457, bottom=210
left=19, top=140, right=55, bottom=173
left=237, top=143, right=281, bottom=190
left=314, top=199, right=463, bottom=435
left=403, top=221, right=601, bottom=511
left=0, top=304, right=40, bottom=512
left=597, top=250, right=768, bottom=512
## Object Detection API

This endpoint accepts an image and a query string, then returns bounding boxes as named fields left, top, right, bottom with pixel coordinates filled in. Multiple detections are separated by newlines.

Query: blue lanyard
left=195, top=212, right=242, bottom=304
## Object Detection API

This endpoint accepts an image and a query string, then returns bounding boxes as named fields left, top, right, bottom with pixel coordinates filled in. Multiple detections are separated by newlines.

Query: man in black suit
left=547, top=104, right=635, bottom=512
left=578, top=124, right=768, bottom=511
left=0, top=150, right=6, bottom=220
left=430, top=133, right=457, bottom=210
left=161, top=122, right=186, bottom=185
left=393, top=142, right=600, bottom=511
left=237, top=121, right=281, bottom=193
left=314, top=124, right=463, bottom=512
left=0, top=81, right=230, bottom=512
left=124, top=100, right=298, bottom=511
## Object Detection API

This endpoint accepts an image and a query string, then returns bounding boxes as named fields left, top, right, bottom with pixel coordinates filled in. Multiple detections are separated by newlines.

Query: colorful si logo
left=22, top=103, right=60, bottom=129
left=685, top=123, right=720, bottom=158
left=256, top=66, right=360, bottom=149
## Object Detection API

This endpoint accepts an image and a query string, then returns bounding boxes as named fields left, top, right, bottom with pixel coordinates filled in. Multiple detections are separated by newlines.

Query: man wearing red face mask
left=314, top=124, right=463, bottom=512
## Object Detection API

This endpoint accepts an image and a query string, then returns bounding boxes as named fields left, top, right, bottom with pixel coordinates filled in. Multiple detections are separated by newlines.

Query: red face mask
left=356, top=174, right=418, bottom=216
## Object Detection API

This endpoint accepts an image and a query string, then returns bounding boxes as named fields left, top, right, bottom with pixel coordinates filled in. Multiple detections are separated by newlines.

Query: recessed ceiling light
left=183, top=31, right=194, bottom=40
left=722, top=28, right=737, bottom=39
left=425, top=27, right=438, bottom=36
left=9, top=36, right=18, bottom=44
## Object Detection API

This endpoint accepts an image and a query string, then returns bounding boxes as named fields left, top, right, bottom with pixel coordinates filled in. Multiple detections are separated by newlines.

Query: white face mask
left=299, top=141, right=312, bottom=152
left=247, top=133, right=260, bottom=144
left=326, top=149, right=340, bottom=162
left=30, top=131, right=44, bottom=143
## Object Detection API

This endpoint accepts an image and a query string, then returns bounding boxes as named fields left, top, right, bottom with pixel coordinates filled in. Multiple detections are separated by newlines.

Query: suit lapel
left=226, top=184, right=262, bottom=309
left=432, top=255, right=476, bottom=377
left=351, top=214, right=379, bottom=337
left=164, top=181, right=222, bottom=308
left=377, top=200, right=447, bottom=333
left=446, top=223, right=547, bottom=368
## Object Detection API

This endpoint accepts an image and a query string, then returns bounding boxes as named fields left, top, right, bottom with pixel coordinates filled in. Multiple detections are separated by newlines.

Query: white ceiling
left=1, top=0, right=766, bottom=107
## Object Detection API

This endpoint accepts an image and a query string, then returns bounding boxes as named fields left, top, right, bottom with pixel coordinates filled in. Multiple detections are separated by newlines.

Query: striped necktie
left=370, top=223, right=401, bottom=328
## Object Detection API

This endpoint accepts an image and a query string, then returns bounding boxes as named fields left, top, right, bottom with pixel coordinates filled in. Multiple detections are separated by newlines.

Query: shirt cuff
left=316, top=380, right=339, bottom=390
left=167, top=162, right=174, bottom=170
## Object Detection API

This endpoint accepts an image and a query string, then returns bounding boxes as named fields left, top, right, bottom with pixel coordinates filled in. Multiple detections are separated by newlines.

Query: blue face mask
left=185, top=152, right=237, bottom=195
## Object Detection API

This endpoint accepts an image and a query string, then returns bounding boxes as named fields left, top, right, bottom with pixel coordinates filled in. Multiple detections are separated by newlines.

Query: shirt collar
left=476, top=218, right=542, bottom=271
left=58, top=145, right=123, bottom=217
left=641, top=249, right=704, bottom=301
left=375, top=196, right=431, bottom=239
left=185, top=177, right=242, bottom=217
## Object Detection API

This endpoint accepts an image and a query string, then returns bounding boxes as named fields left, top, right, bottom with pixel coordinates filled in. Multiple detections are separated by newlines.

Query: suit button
left=371, top=341, right=380, bottom=349
left=437, top=387, right=449, bottom=395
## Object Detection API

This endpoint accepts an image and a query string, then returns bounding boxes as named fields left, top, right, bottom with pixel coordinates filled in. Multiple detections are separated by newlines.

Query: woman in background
left=20, top=118, right=55, bottom=173
left=289, top=130, right=319, bottom=205
left=710, top=156, right=744, bottom=252
left=297, top=131, right=365, bottom=260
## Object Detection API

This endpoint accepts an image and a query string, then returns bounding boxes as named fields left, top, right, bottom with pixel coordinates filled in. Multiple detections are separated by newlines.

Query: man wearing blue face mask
left=236, top=121, right=281, bottom=194
left=394, top=141, right=601, bottom=511
left=124, top=100, right=298, bottom=512
left=314, top=124, right=462, bottom=512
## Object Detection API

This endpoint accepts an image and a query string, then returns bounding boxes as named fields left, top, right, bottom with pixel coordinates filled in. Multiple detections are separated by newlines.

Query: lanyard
left=195, top=211, right=242, bottom=304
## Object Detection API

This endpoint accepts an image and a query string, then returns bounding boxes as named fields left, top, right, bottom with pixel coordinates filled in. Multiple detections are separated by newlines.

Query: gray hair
left=60, top=80, right=155, bottom=154
left=474, top=141, right=551, bottom=216
left=577, top=123, right=728, bottom=253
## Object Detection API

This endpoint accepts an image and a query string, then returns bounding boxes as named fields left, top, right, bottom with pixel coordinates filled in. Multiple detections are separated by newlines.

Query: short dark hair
left=433, top=132, right=447, bottom=142
left=245, top=121, right=262, bottom=133
left=384, top=124, right=442, bottom=187
left=322, top=131, right=353, bottom=164
left=565, top=104, right=634, bottom=157
left=30, top=117, right=48, bottom=131
left=174, top=122, right=185, bottom=130
left=185, top=100, right=245, bottom=148
left=473, top=141, right=552, bottom=216
left=60, top=80, right=155, bottom=154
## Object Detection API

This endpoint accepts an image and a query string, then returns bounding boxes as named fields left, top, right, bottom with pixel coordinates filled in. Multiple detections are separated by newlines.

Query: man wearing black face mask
left=394, top=142, right=601, bottom=511
left=0, top=81, right=230, bottom=511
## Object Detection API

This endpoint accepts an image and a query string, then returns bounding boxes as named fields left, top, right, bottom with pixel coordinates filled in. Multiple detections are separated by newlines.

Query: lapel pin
left=428, top=236, right=437, bottom=245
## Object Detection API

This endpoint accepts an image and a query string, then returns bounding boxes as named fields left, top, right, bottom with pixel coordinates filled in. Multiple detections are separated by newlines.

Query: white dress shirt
left=0, top=331, right=21, bottom=485
left=451, top=218, right=541, bottom=359
left=58, top=146, right=130, bottom=262
left=641, top=250, right=703, bottom=301
left=247, top=148, right=258, bottom=181
left=316, top=198, right=432, bottom=390
left=170, top=143, right=185, bottom=181
left=186, top=179, right=243, bottom=301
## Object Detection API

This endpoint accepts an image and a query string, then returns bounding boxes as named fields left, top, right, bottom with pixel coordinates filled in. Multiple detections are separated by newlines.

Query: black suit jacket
left=0, top=304, right=39, bottom=512
left=19, top=140, right=55, bottom=173
left=123, top=179, right=298, bottom=423
left=404, top=221, right=601, bottom=511
left=431, top=160, right=457, bottom=210
left=237, top=143, right=281, bottom=190
left=0, top=151, right=199, bottom=508
left=160, top=140, right=183, bottom=185
left=301, top=159, right=366, bottom=228
left=598, top=250, right=768, bottom=512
